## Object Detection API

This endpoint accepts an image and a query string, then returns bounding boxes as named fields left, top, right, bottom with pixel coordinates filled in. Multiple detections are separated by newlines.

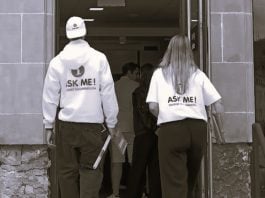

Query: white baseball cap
left=66, top=16, right=87, bottom=39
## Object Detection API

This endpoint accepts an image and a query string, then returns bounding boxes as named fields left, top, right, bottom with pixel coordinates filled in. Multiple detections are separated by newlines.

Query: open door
left=49, top=0, right=211, bottom=197
left=51, top=0, right=179, bottom=197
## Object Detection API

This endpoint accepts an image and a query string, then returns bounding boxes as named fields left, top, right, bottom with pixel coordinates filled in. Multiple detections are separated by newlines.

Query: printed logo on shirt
left=66, top=77, right=97, bottom=91
left=168, top=95, right=197, bottom=106
left=71, top=66, right=85, bottom=77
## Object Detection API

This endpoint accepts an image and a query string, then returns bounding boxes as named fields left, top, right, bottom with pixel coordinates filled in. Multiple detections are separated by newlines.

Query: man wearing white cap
left=42, top=16, right=119, bottom=198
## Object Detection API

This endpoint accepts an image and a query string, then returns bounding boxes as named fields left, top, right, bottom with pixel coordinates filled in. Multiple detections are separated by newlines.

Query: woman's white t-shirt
left=146, top=68, right=221, bottom=125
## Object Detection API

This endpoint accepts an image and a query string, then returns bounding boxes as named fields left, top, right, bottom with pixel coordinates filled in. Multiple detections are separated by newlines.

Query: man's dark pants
left=56, top=121, right=106, bottom=198
left=127, top=132, right=161, bottom=198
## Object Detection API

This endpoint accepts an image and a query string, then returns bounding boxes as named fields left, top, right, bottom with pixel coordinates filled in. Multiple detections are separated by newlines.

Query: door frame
left=186, top=0, right=212, bottom=197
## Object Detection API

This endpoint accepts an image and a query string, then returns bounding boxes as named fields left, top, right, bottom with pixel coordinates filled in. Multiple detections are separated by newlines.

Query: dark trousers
left=56, top=121, right=107, bottom=198
left=127, top=132, right=162, bottom=198
left=158, top=119, right=207, bottom=198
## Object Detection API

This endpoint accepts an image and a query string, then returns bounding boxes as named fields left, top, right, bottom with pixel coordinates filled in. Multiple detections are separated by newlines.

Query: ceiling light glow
left=84, top=18, right=95, bottom=22
left=89, top=7, right=104, bottom=11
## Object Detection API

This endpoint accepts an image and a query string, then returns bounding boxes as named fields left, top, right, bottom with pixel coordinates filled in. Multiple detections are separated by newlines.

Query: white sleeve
left=42, top=59, right=61, bottom=129
left=99, top=55, right=119, bottom=128
left=202, top=73, right=221, bottom=106
left=146, top=71, right=159, bottom=103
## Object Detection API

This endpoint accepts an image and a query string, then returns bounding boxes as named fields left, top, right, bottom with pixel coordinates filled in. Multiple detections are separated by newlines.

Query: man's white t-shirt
left=146, top=68, right=221, bottom=125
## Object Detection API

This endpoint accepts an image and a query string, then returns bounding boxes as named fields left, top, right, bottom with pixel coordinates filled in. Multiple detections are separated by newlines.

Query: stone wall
left=210, top=0, right=254, bottom=197
left=0, top=0, right=53, bottom=195
left=0, top=146, right=49, bottom=198
left=210, top=0, right=254, bottom=143
left=212, top=144, right=252, bottom=198
left=0, top=0, right=54, bottom=144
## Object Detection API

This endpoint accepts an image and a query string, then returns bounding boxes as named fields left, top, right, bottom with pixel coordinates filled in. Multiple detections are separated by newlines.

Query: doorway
left=49, top=0, right=211, bottom=197
left=56, top=0, right=180, bottom=73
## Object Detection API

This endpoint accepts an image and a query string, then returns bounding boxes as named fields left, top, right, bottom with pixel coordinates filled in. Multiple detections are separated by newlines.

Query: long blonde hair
left=160, top=35, right=197, bottom=94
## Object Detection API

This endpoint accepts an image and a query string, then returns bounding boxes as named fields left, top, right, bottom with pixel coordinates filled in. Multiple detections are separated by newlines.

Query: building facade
left=0, top=0, right=259, bottom=197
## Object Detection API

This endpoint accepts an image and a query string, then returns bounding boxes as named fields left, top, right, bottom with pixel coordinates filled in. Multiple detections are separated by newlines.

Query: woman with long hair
left=146, top=35, right=225, bottom=198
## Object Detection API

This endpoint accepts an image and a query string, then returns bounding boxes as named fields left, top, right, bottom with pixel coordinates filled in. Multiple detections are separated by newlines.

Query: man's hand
left=108, top=127, right=117, bottom=137
left=46, top=129, right=56, bottom=149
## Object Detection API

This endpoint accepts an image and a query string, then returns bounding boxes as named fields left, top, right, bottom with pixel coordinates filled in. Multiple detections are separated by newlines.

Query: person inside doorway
left=42, top=16, right=119, bottom=198
left=146, top=34, right=225, bottom=198
left=108, top=62, right=139, bottom=198
left=127, top=63, right=162, bottom=198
